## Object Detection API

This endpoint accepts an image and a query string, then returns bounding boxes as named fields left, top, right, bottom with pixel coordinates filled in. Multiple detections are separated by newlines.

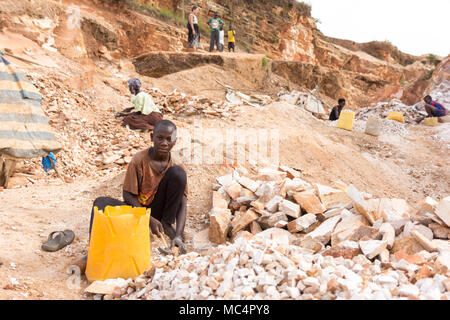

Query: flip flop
left=41, top=230, right=75, bottom=252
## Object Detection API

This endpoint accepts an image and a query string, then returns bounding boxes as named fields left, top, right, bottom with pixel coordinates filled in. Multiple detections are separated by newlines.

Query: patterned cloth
left=431, top=101, right=447, bottom=117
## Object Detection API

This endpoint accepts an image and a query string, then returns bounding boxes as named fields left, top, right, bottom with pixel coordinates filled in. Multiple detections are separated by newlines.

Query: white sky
left=304, top=0, right=450, bottom=57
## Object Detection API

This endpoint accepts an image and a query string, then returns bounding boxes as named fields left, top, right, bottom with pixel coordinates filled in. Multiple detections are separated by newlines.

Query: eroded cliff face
left=1, top=0, right=442, bottom=108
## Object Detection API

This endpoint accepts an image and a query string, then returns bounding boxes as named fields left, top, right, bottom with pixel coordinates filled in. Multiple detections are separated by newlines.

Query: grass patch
left=427, top=54, right=440, bottom=67
left=425, top=69, right=434, bottom=80
left=294, top=1, right=312, bottom=17
left=124, top=0, right=188, bottom=28
left=262, top=56, right=269, bottom=68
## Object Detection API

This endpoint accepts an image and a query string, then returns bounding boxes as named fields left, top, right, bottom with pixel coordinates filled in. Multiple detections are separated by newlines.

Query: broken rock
left=359, top=239, right=388, bottom=260
left=279, top=199, right=301, bottom=219
left=346, top=185, right=372, bottom=224
left=213, top=191, right=229, bottom=209
left=232, top=210, right=260, bottom=235
left=258, top=212, right=288, bottom=229
left=410, top=230, right=437, bottom=252
left=306, top=215, right=342, bottom=245
left=238, top=177, right=260, bottom=193
left=315, top=184, right=351, bottom=210
left=224, top=181, right=242, bottom=201
left=293, top=191, right=326, bottom=214
left=265, top=196, right=284, bottom=213
left=287, top=214, right=317, bottom=233
left=209, top=209, right=232, bottom=245
left=379, top=223, right=395, bottom=249
left=435, top=197, right=450, bottom=227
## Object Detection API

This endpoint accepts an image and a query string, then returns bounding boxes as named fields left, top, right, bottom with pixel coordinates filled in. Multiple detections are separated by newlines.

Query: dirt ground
left=1, top=99, right=449, bottom=299
left=0, top=0, right=449, bottom=300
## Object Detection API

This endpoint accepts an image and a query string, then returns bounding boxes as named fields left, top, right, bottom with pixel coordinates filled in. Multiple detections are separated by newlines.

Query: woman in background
left=187, top=6, right=200, bottom=51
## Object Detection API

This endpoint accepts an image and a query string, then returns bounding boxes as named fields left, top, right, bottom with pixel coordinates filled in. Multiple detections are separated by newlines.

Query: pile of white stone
left=87, top=166, right=450, bottom=300
left=356, top=99, right=426, bottom=124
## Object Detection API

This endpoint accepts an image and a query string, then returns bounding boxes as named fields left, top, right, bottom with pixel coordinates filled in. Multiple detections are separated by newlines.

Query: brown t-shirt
left=123, top=148, right=188, bottom=206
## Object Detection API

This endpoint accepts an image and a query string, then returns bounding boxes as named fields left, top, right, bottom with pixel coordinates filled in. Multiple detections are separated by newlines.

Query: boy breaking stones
left=75, top=120, right=188, bottom=272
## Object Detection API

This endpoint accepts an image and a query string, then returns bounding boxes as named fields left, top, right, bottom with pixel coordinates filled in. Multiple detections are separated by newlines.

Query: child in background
left=228, top=25, right=236, bottom=52
left=218, top=24, right=225, bottom=52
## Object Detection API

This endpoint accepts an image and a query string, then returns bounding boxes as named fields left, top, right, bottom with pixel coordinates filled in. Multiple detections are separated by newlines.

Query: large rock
left=238, top=177, right=260, bottom=193
left=346, top=185, right=373, bottom=224
left=410, top=230, right=437, bottom=252
left=349, top=226, right=380, bottom=242
left=323, top=241, right=360, bottom=260
left=278, top=166, right=301, bottom=179
left=378, top=198, right=411, bottom=224
left=193, top=228, right=214, bottom=253
left=331, top=210, right=368, bottom=246
left=304, top=215, right=342, bottom=245
left=287, top=214, right=317, bottom=233
left=265, top=195, right=284, bottom=213
left=213, top=191, right=229, bottom=209
left=254, top=228, right=291, bottom=246
left=293, top=191, right=326, bottom=214
left=379, top=223, right=395, bottom=249
left=231, top=209, right=260, bottom=235
left=359, top=239, right=388, bottom=259
left=284, top=178, right=310, bottom=193
left=209, top=209, right=232, bottom=244
left=216, top=174, right=233, bottom=186
left=223, top=181, right=243, bottom=200
left=258, top=212, right=288, bottom=229
left=257, top=168, right=287, bottom=181
left=279, top=199, right=301, bottom=218
left=417, top=196, right=438, bottom=214
left=250, top=221, right=263, bottom=235
left=315, top=184, right=351, bottom=209
left=435, top=196, right=450, bottom=227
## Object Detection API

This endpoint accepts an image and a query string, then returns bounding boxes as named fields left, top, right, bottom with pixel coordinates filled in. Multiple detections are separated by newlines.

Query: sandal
left=41, top=230, right=75, bottom=252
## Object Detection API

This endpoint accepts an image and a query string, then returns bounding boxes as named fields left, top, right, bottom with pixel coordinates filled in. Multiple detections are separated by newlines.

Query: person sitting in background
left=329, top=98, right=346, bottom=121
left=116, top=78, right=163, bottom=132
left=415, top=95, right=448, bottom=123
left=228, top=25, right=236, bottom=52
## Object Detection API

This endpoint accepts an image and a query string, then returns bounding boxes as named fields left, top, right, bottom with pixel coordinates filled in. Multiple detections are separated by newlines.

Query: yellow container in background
left=424, top=117, right=438, bottom=127
left=387, top=112, right=405, bottom=123
left=337, top=111, right=355, bottom=131
left=86, top=206, right=151, bottom=282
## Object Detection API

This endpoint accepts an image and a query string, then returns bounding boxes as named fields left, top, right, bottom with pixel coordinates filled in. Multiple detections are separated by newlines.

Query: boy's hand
left=171, top=236, right=187, bottom=254
left=150, top=217, right=164, bottom=236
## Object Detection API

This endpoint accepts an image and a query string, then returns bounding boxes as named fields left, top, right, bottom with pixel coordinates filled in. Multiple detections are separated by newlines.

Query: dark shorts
left=228, top=42, right=235, bottom=50
left=433, top=105, right=447, bottom=117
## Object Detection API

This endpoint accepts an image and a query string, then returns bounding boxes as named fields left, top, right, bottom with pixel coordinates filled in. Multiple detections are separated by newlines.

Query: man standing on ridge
left=207, top=11, right=225, bottom=52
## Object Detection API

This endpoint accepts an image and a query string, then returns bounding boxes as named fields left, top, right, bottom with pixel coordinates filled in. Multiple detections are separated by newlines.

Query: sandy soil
left=0, top=0, right=448, bottom=300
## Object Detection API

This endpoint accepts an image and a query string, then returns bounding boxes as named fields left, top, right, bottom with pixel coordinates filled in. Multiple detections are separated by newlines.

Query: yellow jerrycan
left=387, top=112, right=405, bottom=123
left=86, top=206, right=151, bottom=282
left=424, top=117, right=438, bottom=127
left=337, top=111, right=355, bottom=131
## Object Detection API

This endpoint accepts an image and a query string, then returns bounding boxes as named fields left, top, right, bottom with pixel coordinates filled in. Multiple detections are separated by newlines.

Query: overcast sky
left=304, top=0, right=450, bottom=57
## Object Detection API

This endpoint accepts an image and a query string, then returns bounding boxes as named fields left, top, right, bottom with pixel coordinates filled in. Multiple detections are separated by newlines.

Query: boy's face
left=151, top=126, right=177, bottom=157
left=424, top=97, right=432, bottom=104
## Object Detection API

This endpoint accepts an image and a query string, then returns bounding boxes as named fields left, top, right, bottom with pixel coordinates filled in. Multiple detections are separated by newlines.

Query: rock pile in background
left=356, top=99, right=426, bottom=124
left=15, top=73, right=241, bottom=182
left=147, top=88, right=240, bottom=118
